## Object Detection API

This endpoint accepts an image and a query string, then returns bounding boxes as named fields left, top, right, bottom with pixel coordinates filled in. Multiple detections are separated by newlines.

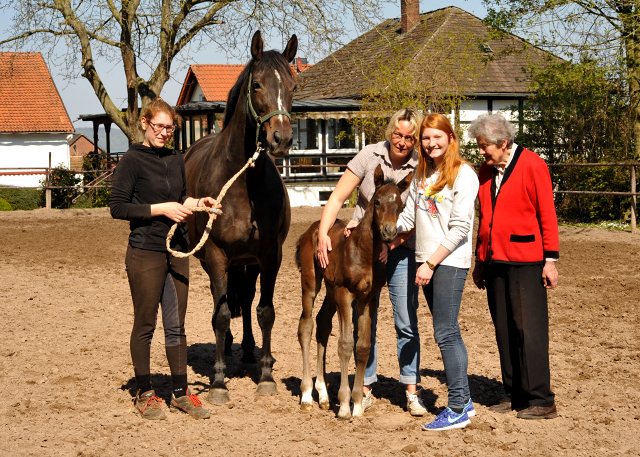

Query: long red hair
left=416, top=113, right=467, bottom=195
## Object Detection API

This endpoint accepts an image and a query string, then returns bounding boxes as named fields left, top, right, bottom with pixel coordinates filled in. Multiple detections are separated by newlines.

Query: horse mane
left=222, top=50, right=295, bottom=130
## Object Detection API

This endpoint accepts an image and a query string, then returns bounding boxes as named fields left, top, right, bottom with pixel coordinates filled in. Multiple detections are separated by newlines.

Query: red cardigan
left=476, top=146, right=559, bottom=265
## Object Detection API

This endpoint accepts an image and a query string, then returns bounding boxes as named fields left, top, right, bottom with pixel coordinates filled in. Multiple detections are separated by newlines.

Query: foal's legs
left=298, top=250, right=322, bottom=411
left=352, top=298, right=374, bottom=417
left=335, top=287, right=355, bottom=419
left=315, top=294, right=336, bottom=410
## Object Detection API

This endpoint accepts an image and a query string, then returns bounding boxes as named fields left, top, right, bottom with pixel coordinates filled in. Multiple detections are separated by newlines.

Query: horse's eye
left=374, top=200, right=381, bottom=206
left=292, top=84, right=298, bottom=93
left=252, top=82, right=261, bottom=90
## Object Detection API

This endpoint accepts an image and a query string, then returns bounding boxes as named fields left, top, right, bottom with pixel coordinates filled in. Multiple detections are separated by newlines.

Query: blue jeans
left=353, top=246, right=421, bottom=385
left=422, top=264, right=470, bottom=409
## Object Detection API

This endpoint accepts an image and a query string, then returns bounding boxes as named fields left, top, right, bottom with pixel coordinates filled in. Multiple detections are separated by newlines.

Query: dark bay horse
left=184, top=30, right=297, bottom=404
left=295, top=165, right=413, bottom=419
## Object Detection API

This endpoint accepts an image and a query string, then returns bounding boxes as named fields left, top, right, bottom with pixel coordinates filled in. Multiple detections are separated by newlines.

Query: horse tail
left=227, top=265, right=244, bottom=318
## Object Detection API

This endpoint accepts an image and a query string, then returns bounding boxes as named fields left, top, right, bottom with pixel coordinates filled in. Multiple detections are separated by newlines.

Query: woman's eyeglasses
left=391, top=131, right=415, bottom=143
left=148, top=121, right=176, bottom=133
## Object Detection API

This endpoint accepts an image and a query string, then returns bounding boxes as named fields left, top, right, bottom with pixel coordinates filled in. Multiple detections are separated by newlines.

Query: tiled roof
left=295, top=7, right=559, bottom=101
left=176, top=58, right=313, bottom=105
left=177, top=64, right=245, bottom=105
left=0, top=52, right=74, bottom=133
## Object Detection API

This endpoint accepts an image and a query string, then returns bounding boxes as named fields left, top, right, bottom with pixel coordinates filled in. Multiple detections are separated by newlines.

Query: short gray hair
left=385, top=108, right=423, bottom=144
left=467, top=112, right=516, bottom=148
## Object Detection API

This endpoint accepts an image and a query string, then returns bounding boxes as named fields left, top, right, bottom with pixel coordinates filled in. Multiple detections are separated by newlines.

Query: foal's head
left=371, top=165, right=413, bottom=243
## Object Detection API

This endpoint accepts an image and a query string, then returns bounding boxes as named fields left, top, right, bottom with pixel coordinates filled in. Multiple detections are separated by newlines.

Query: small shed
left=68, top=134, right=104, bottom=171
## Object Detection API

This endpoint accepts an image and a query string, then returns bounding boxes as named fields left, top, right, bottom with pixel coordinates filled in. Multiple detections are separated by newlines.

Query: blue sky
left=0, top=1, right=486, bottom=130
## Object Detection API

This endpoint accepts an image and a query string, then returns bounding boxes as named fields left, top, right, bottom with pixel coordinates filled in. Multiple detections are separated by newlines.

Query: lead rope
left=165, top=149, right=261, bottom=258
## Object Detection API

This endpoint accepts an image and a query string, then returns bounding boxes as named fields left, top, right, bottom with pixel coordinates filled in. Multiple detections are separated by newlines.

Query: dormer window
left=480, top=43, right=493, bottom=53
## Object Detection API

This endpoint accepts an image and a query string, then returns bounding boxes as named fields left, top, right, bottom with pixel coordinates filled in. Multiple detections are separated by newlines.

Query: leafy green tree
left=352, top=23, right=482, bottom=143
left=482, top=0, right=640, bottom=161
left=82, top=154, right=111, bottom=208
left=515, top=57, right=636, bottom=221
left=39, top=164, right=82, bottom=209
left=0, top=0, right=387, bottom=143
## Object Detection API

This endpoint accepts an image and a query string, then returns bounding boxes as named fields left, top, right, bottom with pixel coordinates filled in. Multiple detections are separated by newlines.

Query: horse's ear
left=251, top=30, right=263, bottom=61
left=397, top=171, right=413, bottom=194
left=283, top=34, right=298, bottom=63
left=373, top=164, right=384, bottom=191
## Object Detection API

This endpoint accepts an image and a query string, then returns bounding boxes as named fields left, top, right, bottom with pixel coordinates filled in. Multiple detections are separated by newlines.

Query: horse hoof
left=208, top=388, right=230, bottom=404
left=300, top=402, right=313, bottom=411
left=319, top=400, right=331, bottom=410
left=337, top=408, right=352, bottom=420
left=255, top=381, right=278, bottom=396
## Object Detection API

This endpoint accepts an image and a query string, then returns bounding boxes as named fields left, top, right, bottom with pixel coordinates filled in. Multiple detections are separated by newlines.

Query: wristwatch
left=426, top=260, right=436, bottom=270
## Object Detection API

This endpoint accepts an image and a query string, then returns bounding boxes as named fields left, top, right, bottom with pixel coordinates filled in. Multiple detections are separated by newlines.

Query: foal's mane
left=222, top=50, right=295, bottom=130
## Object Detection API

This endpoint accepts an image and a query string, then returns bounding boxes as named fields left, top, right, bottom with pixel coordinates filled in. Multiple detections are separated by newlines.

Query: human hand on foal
left=317, top=234, right=332, bottom=269
left=379, top=243, right=389, bottom=264
left=343, top=220, right=359, bottom=237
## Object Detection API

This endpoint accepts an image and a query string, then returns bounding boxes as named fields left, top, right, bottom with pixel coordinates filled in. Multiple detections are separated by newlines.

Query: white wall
left=190, top=84, right=205, bottom=102
left=287, top=184, right=338, bottom=207
left=0, top=133, right=71, bottom=187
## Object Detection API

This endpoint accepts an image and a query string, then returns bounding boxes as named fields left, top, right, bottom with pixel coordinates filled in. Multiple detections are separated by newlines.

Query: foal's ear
left=283, top=35, right=298, bottom=63
left=251, top=30, right=264, bottom=61
left=397, top=172, right=413, bottom=194
left=373, top=164, right=385, bottom=191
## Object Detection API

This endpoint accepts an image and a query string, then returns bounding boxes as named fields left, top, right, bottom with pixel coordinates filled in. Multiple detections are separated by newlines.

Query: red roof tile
left=0, top=53, right=74, bottom=133
left=176, top=60, right=313, bottom=105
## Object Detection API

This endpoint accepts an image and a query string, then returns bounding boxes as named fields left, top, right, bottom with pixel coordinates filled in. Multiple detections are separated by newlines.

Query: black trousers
left=125, top=245, right=190, bottom=390
left=484, top=263, right=555, bottom=408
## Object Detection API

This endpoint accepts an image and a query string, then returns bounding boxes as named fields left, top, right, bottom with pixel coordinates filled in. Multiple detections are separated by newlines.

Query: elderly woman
left=468, top=112, right=559, bottom=420
left=317, top=108, right=427, bottom=416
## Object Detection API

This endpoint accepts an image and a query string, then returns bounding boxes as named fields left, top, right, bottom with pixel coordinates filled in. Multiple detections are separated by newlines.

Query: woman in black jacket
left=110, top=98, right=217, bottom=420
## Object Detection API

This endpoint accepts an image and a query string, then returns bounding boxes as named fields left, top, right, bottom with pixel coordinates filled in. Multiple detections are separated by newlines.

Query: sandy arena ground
left=0, top=206, right=639, bottom=456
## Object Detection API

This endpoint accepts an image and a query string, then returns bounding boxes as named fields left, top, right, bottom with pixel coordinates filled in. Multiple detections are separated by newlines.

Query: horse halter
left=246, top=72, right=291, bottom=148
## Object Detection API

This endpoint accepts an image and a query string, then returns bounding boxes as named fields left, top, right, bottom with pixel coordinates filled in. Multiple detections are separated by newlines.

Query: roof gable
left=0, top=52, right=74, bottom=133
left=176, top=64, right=245, bottom=105
left=176, top=59, right=313, bottom=106
left=294, top=7, right=558, bottom=100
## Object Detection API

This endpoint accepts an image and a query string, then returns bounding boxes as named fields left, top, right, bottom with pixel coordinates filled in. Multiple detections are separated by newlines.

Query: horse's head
left=371, top=165, right=413, bottom=243
left=246, top=30, right=298, bottom=158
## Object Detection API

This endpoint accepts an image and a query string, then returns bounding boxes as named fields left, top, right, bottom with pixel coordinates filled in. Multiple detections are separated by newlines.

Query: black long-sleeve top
left=110, top=143, right=189, bottom=252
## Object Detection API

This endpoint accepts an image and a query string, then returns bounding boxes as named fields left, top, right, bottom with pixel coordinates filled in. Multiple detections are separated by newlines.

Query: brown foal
left=295, top=165, right=413, bottom=419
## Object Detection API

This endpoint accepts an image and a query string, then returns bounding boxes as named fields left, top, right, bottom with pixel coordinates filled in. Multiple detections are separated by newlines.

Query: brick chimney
left=401, top=0, right=419, bottom=33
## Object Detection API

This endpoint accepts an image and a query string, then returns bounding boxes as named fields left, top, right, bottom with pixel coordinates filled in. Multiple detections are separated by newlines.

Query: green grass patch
left=559, top=219, right=633, bottom=232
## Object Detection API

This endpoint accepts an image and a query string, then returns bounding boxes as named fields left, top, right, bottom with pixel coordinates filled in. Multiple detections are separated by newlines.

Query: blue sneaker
left=464, top=399, right=476, bottom=417
left=422, top=408, right=471, bottom=431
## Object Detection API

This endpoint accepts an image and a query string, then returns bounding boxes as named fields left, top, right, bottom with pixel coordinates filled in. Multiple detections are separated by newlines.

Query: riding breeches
left=125, top=245, right=189, bottom=385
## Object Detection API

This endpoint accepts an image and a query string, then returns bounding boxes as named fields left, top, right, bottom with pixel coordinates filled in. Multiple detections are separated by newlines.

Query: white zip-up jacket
left=396, top=163, right=479, bottom=268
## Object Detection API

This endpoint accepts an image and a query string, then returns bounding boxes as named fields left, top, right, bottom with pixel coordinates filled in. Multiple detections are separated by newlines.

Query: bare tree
left=0, top=0, right=389, bottom=142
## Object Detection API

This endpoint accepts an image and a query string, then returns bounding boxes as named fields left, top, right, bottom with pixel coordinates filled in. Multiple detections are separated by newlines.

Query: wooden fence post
left=632, top=165, right=637, bottom=234
left=46, top=152, right=52, bottom=210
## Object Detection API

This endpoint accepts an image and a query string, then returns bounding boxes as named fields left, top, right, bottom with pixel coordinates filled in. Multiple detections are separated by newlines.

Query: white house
left=0, top=53, right=74, bottom=187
